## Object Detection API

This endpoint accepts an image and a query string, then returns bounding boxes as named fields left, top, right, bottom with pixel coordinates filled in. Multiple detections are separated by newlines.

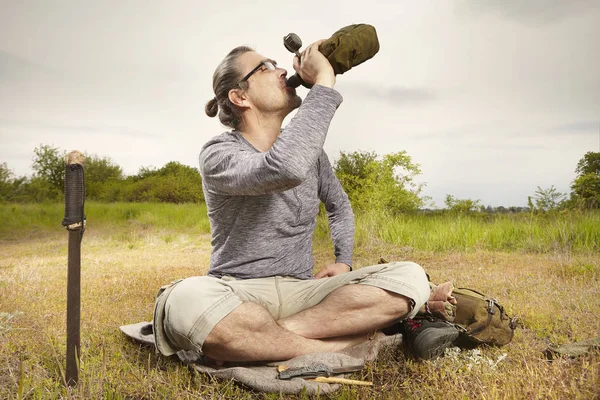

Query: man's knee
left=155, top=276, right=242, bottom=355
left=360, top=261, right=430, bottom=318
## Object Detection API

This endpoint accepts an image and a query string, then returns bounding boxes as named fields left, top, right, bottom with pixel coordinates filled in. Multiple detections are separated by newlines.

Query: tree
left=136, top=165, right=159, bottom=181
left=0, top=162, right=11, bottom=183
left=0, top=162, right=50, bottom=203
left=31, top=144, right=65, bottom=195
left=530, top=185, right=566, bottom=212
left=334, top=151, right=377, bottom=183
left=85, top=154, right=123, bottom=184
left=575, top=151, right=600, bottom=176
left=444, top=194, right=482, bottom=213
left=570, top=151, right=600, bottom=209
left=84, top=153, right=124, bottom=199
left=334, top=151, right=426, bottom=214
left=0, top=162, right=14, bottom=202
left=571, top=173, right=600, bottom=209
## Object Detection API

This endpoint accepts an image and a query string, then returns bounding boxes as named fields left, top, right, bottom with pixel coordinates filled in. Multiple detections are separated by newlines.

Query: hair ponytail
left=205, top=97, right=218, bottom=117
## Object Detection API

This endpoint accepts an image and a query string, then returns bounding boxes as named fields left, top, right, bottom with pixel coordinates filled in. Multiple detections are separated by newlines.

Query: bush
left=84, top=154, right=124, bottom=199
left=445, top=194, right=483, bottom=213
left=571, top=173, right=600, bottom=209
left=569, top=151, right=600, bottom=209
left=334, top=151, right=427, bottom=214
left=91, top=161, right=204, bottom=204
left=0, top=162, right=13, bottom=202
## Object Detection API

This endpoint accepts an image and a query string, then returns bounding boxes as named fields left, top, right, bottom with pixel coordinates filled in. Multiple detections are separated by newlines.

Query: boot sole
left=412, top=327, right=460, bottom=360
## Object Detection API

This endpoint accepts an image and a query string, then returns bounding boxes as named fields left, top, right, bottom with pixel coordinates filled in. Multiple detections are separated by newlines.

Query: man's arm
left=315, top=151, right=354, bottom=277
left=200, top=86, right=342, bottom=196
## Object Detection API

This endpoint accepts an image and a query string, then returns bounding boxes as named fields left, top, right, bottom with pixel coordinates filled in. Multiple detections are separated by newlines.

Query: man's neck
left=239, top=112, right=285, bottom=152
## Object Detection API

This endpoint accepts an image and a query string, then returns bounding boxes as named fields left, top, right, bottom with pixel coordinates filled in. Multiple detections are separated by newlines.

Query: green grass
left=316, top=209, right=600, bottom=254
left=0, top=202, right=211, bottom=240
left=3, top=203, right=597, bottom=254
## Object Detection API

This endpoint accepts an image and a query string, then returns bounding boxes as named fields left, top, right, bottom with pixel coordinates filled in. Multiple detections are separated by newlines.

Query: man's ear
left=228, top=88, right=250, bottom=109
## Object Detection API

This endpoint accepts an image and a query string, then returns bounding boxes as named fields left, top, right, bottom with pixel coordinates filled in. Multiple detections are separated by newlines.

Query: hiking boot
left=402, top=318, right=460, bottom=360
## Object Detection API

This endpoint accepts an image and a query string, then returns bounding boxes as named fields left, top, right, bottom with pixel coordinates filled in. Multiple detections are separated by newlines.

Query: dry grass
left=1, top=224, right=599, bottom=399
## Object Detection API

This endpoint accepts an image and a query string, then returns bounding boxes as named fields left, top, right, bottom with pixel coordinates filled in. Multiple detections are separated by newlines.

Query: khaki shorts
left=153, top=261, right=429, bottom=356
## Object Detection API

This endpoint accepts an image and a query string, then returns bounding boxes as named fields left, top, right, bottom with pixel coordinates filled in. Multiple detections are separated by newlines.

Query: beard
left=278, top=90, right=302, bottom=118
left=287, top=93, right=302, bottom=111
left=250, top=87, right=303, bottom=119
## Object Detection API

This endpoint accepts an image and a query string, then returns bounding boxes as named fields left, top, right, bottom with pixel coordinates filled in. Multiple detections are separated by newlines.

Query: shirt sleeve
left=317, top=151, right=354, bottom=267
left=199, top=85, right=343, bottom=196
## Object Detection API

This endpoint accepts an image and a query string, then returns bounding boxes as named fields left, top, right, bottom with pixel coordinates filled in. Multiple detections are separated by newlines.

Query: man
left=153, top=41, right=455, bottom=363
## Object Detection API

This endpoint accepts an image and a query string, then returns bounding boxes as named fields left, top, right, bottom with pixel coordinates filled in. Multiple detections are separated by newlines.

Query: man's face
left=236, top=51, right=301, bottom=116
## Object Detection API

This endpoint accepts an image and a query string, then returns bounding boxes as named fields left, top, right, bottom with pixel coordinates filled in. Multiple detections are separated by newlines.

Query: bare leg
left=202, top=302, right=370, bottom=362
left=278, top=284, right=410, bottom=339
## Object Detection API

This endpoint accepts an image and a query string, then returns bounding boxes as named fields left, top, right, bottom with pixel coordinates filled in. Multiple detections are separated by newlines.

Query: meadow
left=0, top=202, right=599, bottom=399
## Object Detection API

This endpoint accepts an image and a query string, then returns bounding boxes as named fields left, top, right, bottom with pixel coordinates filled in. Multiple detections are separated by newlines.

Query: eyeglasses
left=239, top=60, right=277, bottom=85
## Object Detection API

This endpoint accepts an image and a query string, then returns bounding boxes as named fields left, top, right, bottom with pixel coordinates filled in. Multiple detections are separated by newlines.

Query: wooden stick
left=311, top=376, right=373, bottom=386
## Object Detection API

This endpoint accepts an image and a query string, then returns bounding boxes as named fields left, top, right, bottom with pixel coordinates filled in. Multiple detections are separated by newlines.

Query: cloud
left=550, top=120, right=599, bottom=134
left=397, top=119, right=599, bottom=143
left=467, top=142, right=549, bottom=151
left=0, top=50, right=59, bottom=81
left=459, top=0, right=599, bottom=24
left=0, top=118, right=160, bottom=139
left=340, top=82, right=436, bottom=105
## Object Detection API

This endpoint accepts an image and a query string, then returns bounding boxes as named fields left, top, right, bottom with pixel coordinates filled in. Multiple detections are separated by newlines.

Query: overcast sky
left=1, top=0, right=598, bottom=207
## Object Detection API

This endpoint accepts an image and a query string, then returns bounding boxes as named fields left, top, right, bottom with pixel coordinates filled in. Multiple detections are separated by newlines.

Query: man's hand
left=314, top=262, right=351, bottom=278
left=292, top=39, right=335, bottom=88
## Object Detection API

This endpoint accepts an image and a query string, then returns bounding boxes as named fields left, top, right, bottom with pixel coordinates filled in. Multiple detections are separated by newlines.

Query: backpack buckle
left=488, top=299, right=495, bottom=315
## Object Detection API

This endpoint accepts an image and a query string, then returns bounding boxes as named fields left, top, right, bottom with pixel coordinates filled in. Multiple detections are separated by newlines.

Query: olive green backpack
left=378, top=258, right=517, bottom=347
left=452, top=287, right=518, bottom=347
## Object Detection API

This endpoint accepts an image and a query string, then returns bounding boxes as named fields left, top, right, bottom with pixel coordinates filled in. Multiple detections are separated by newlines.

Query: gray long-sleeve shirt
left=199, top=85, right=354, bottom=280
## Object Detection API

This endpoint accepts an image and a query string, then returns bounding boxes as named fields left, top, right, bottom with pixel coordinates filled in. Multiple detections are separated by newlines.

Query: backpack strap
left=467, top=299, right=495, bottom=336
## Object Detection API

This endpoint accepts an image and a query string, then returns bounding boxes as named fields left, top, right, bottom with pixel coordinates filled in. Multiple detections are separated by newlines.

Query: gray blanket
left=120, top=321, right=402, bottom=395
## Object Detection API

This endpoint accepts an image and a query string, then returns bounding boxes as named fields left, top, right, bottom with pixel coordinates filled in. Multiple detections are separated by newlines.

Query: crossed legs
left=159, top=262, right=430, bottom=363
left=202, top=284, right=412, bottom=362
